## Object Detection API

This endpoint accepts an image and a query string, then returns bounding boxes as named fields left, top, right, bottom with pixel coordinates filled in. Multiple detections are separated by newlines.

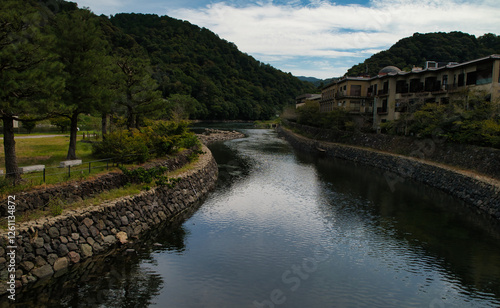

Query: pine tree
left=0, top=0, right=64, bottom=183
left=52, top=8, right=113, bottom=160
left=115, top=55, right=163, bottom=130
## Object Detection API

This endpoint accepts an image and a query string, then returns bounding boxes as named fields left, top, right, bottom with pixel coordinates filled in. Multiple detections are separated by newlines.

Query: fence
left=0, top=150, right=157, bottom=187
left=0, top=158, right=120, bottom=187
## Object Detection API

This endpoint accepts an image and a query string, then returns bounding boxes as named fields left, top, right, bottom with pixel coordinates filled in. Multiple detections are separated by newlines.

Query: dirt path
left=0, top=134, right=68, bottom=139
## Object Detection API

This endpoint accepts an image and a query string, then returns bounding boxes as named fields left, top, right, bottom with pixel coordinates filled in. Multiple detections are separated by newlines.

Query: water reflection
left=5, top=204, right=199, bottom=308
left=294, top=145, right=500, bottom=306
left=6, top=127, right=500, bottom=307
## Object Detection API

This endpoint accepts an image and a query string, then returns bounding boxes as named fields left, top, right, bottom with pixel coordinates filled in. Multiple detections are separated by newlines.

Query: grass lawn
left=0, top=134, right=111, bottom=192
left=0, top=134, right=94, bottom=167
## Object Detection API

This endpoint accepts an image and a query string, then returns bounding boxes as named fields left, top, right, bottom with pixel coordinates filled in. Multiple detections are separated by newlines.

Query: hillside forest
left=346, top=32, right=500, bottom=77
left=0, top=0, right=315, bottom=182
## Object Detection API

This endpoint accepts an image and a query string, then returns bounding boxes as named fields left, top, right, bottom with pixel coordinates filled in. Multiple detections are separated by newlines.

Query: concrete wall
left=0, top=146, right=218, bottom=293
left=278, top=126, right=500, bottom=221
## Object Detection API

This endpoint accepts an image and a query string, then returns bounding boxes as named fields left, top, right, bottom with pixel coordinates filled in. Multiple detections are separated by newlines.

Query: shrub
left=92, top=120, right=200, bottom=163
left=92, top=130, right=150, bottom=163
left=47, top=197, right=64, bottom=216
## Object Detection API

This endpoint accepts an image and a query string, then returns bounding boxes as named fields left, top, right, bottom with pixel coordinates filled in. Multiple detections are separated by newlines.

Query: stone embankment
left=196, top=128, right=245, bottom=144
left=0, top=145, right=218, bottom=294
left=0, top=150, right=195, bottom=217
left=278, top=126, right=500, bottom=222
left=283, top=120, right=500, bottom=179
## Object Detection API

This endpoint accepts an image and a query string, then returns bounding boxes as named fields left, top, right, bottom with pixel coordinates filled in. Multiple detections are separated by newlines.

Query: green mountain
left=109, top=13, right=316, bottom=120
left=346, top=32, right=500, bottom=77
left=298, top=76, right=338, bottom=88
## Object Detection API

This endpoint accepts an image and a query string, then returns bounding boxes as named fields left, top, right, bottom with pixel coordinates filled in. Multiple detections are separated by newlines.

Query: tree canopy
left=346, top=32, right=500, bottom=77
left=109, top=13, right=316, bottom=120
left=0, top=0, right=64, bottom=181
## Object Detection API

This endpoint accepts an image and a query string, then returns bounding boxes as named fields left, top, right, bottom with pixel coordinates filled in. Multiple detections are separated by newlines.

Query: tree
left=115, top=56, right=163, bottom=129
left=21, top=119, right=37, bottom=134
left=0, top=0, right=64, bottom=183
left=164, top=94, right=207, bottom=120
left=52, top=8, right=113, bottom=160
left=50, top=116, right=71, bottom=133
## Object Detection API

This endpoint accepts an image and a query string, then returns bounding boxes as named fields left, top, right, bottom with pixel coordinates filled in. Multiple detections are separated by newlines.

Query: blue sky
left=76, top=0, right=500, bottom=79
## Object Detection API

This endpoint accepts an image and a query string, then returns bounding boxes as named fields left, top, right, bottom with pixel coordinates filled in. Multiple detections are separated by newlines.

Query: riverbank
left=283, top=120, right=500, bottom=180
left=278, top=126, right=500, bottom=222
left=196, top=128, right=246, bottom=144
left=0, top=125, right=250, bottom=298
left=0, top=145, right=218, bottom=296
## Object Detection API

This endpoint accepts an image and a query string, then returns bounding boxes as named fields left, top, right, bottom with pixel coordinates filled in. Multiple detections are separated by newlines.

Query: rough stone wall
left=284, top=120, right=500, bottom=180
left=0, top=149, right=196, bottom=217
left=278, top=126, right=500, bottom=221
left=0, top=146, right=218, bottom=293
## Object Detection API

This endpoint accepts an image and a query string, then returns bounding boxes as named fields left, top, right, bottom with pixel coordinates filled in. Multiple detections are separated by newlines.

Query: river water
left=12, top=127, right=500, bottom=307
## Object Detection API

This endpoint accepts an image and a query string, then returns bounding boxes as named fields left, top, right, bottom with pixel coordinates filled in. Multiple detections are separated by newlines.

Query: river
left=13, top=126, right=500, bottom=307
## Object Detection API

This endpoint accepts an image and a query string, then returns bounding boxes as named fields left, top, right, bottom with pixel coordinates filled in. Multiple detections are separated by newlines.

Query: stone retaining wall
left=0, top=145, right=218, bottom=294
left=0, top=149, right=196, bottom=217
left=284, top=120, right=500, bottom=180
left=278, top=126, right=500, bottom=221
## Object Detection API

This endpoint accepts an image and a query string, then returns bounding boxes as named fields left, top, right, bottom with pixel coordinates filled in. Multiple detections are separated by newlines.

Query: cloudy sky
left=76, top=0, right=500, bottom=79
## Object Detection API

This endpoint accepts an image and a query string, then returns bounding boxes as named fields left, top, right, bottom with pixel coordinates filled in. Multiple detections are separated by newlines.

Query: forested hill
left=109, top=13, right=316, bottom=120
left=346, top=32, right=500, bottom=77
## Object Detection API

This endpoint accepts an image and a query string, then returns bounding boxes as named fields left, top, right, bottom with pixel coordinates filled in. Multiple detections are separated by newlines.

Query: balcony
left=377, top=107, right=388, bottom=115
left=336, top=92, right=367, bottom=99
left=377, top=90, right=389, bottom=97
left=345, top=107, right=361, bottom=113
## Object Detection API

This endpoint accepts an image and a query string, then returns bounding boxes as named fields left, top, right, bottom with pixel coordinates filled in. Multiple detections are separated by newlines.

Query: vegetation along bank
left=278, top=126, right=500, bottom=222
left=0, top=144, right=218, bottom=295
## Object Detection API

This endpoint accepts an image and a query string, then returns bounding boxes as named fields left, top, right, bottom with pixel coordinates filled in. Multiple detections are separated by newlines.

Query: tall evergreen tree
left=115, top=55, right=163, bottom=129
left=52, top=8, right=113, bottom=160
left=0, top=0, right=64, bottom=183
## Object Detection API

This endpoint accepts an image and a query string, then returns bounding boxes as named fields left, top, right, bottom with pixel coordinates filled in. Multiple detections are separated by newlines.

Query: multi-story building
left=320, top=54, right=500, bottom=129
left=295, top=93, right=321, bottom=108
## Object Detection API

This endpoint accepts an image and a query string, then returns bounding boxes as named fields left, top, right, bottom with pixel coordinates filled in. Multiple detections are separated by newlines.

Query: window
left=410, top=78, right=423, bottom=92
left=442, top=75, right=448, bottom=89
left=425, top=77, right=438, bottom=91
left=383, top=81, right=388, bottom=94
left=476, top=64, right=492, bottom=85
left=466, top=71, right=477, bottom=85
left=396, top=80, right=408, bottom=93
left=350, top=85, right=362, bottom=96
left=458, top=73, right=465, bottom=86
left=367, top=85, right=373, bottom=96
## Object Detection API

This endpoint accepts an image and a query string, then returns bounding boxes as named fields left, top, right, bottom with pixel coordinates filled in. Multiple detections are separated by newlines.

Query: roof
left=379, top=66, right=402, bottom=75
left=321, top=54, right=500, bottom=89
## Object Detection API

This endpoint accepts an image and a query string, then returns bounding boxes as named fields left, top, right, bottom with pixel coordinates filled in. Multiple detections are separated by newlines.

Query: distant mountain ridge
left=297, top=76, right=337, bottom=88
left=346, top=32, right=500, bottom=77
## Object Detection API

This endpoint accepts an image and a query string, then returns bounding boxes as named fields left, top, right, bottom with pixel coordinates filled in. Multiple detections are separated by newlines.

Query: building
left=320, top=54, right=500, bottom=129
left=296, top=93, right=321, bottom=108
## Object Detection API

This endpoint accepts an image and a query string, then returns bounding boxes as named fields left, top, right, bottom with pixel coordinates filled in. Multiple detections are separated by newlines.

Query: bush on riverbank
left=92, top=120, right=200, bottom=163
left=285, top=101, right=354, bottom=131
left=382, top=91, right=500, bottom=148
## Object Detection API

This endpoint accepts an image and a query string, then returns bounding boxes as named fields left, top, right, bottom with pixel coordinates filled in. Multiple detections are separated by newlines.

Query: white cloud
left=167, top=0, right=500, bottom=78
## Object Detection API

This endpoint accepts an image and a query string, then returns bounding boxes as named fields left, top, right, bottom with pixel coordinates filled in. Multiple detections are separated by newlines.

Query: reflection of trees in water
left=308, top=152, right=500, bottom=300
left=209, top=142, right=252, bottom=189
left=10, top=204, right=201, bottom=307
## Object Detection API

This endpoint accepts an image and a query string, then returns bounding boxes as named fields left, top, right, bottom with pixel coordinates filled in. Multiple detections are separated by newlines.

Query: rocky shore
left=196, top=128, right=245, bottom=144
